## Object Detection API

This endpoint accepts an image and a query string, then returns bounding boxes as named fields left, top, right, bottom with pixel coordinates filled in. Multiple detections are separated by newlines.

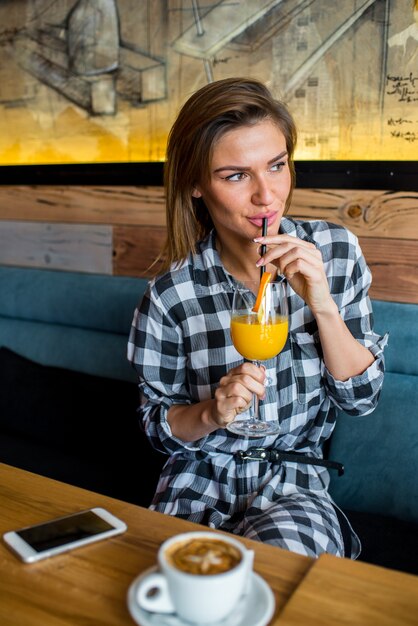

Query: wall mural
left=0, top=0, right=416, bottom=165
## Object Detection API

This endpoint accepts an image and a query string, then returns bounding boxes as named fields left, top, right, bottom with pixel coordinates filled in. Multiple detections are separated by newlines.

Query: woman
left=128, top=78, right=386, bottom=559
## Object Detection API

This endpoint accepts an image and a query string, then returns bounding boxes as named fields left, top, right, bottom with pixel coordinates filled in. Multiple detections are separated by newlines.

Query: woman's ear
left=192, top=186, right=202, bottom=199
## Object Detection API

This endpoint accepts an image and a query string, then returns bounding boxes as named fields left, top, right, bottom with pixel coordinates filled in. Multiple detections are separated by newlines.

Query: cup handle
left=136, top=572, right=175, bottom=614
left=243, top=550, right=255, bottom=595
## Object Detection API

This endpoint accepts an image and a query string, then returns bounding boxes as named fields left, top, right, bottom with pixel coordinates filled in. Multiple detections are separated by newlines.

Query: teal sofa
left=0, top=266, right=417, bottom=573
left=0, top=266, right=165, bottom=507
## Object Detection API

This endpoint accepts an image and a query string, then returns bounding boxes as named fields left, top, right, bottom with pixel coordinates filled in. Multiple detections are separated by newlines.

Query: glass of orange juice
left=228, top=280, right=288, bottom=437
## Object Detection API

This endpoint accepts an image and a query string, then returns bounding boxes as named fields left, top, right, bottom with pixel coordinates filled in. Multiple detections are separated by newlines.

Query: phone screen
left=16, top=511, right=114, bottom=552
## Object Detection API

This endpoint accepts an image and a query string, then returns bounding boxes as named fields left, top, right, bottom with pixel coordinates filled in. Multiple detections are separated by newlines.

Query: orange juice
left=231, top=314, right=288, bottom=361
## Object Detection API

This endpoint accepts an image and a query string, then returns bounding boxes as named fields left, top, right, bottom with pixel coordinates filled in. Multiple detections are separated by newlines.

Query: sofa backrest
left=329, top=299, right=418, bottom=524
left=0, top=266, right=148, bottom=382
left=371, top=300, right=418, bottom=376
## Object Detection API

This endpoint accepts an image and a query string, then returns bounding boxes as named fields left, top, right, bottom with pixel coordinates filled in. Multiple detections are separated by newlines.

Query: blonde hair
left=157, top=77, right=297, bottom=274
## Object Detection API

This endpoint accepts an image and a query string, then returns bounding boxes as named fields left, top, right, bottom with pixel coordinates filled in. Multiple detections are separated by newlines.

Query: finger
left=214, top=387, right=251, bottom=424
left=227, top=362, right=266, bottom=384
left=255, top=241, right=317, bottom=270
left=261, top=244, right=322, bottom=275
left=240, top=361, right=266, bottom=382
left=226, top=378, right=261, bottom=402
left=234, top=400, right=252, bottom=417
left=280, top=247, right=322, bottom=272
left=254, top=235, right=317, bottom=252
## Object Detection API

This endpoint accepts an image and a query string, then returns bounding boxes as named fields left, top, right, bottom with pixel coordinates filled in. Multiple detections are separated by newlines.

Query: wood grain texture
left=0, top=220, right=112, bottom=274
left=274, top=553, right=418, bottom=626
left=113, top=224, right=166, bottom=276
left=0, top=185, right=166, bottom=226
left=0, top=463, right=313, bottom=626
left=288, top=189, right=418, bottom=239
left=360, top=237, right=418, bottom=304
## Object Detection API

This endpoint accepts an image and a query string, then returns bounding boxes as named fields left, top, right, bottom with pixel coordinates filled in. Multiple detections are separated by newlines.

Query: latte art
left=166, top=538, right=242, bottom=575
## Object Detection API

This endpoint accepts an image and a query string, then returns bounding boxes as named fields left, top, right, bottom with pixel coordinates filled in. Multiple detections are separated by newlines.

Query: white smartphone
left=3, top=507, right=127, bottom=563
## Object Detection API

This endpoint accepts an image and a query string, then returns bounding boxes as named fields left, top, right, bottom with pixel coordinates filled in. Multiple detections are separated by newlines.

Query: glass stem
left=252, top=392, right=259, bottom=422
left=252, top=360, right=261, bottom=422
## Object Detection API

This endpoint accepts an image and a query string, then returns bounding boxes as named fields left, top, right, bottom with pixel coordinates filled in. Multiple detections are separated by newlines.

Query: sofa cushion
left=329, top=371, right=418, bottom=524
left=0, top=347, right=165, bottom=506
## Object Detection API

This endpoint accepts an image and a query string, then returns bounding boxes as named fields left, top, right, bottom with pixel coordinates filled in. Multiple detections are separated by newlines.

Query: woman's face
left=192, top=119, right=291, bottom=244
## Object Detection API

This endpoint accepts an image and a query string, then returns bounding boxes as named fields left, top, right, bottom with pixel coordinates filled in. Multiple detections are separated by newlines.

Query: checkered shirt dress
left=128, top=218, right=387, bottom=559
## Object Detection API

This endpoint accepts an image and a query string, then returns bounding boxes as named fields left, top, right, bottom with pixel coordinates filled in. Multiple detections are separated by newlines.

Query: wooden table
left=0, top=463, right=312, bottom=625
left=2, top=463, right=417, bottom=626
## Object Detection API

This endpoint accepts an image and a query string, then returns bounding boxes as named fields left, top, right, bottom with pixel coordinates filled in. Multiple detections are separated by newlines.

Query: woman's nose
left=252, top=176, right=274, bottom=205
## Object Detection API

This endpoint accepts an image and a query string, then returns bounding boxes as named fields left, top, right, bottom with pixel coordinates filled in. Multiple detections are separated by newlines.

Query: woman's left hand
left=255, top=234, right=334, bottom=316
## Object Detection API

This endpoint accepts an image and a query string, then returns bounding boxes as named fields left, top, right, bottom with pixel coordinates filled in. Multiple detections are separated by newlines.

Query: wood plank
left=0, top=185, right=166, bottom=226
left=113, top=225, right=166, bottom=277
left=274, top=553, right=418, bottom=626
left=288, top=189, right=418, bottom=239
left=0, top=221, right=112, bottom=274
left=0, top=186, right=417, bottom=240
left=360, top=237, right=418, bottom=304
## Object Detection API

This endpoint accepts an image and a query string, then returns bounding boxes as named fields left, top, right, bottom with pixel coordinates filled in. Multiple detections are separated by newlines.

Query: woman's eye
left=224, top=172, right=246, bottom=181
left=271, top=161, right=286, bottom=172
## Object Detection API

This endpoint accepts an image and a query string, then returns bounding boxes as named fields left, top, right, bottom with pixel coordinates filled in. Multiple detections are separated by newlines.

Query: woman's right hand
left=167, top=362, right=266, bottom=441
left=211, top=362, right=266, bottom=428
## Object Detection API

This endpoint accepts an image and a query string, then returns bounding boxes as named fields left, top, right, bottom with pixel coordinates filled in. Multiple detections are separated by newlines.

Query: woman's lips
left=247, top=213, right=277, bottom=228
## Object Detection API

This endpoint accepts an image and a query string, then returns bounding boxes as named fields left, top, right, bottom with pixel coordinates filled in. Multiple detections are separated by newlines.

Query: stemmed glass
left=228, top=280, right=288, bottom=437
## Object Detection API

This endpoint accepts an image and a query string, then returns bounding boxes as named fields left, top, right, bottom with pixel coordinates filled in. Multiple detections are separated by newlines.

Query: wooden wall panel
left=359, top=237, right=418, bottom=304
left=0, top=185, right=417, bottom=302
left=0, top=220, right=112, bottom=274
left=113, top=225, right=166, bottom=277
left=0, top=185, right=166, bottom=226
left=288, top=189, right=418, bottom=239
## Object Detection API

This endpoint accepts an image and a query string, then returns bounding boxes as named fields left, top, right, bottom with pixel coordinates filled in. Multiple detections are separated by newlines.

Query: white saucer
left=127, top=565, right=275, bottom=626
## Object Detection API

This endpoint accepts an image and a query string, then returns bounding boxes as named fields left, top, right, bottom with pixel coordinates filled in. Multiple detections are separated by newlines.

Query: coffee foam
left=165, top=537, right=242, bottom=576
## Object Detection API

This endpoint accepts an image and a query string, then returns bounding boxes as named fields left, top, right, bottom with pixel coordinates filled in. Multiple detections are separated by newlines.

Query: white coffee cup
left=136, top=531, right=254, bottom=623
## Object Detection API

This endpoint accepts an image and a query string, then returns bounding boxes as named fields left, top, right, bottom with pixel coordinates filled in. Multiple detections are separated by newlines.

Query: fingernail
left=256, top=259, right=264, bottom=267
left=253, top=238, right=262, bottom=243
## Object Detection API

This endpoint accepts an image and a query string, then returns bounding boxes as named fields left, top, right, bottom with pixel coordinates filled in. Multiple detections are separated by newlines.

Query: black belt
left=236, top=447, right=344, bottom=476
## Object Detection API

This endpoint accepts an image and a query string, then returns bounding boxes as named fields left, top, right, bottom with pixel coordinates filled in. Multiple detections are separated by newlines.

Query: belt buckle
left=237, top=447, right=268, bottom=461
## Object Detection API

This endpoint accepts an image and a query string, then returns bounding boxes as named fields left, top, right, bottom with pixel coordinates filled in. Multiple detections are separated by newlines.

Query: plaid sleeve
left=324, top=231, right=388, bottom=416
left=127, top=283, right=208, bottom=455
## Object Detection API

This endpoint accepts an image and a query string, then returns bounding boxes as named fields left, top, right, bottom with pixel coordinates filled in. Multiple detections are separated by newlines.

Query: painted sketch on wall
left=0, top=0, right=416, bottom=165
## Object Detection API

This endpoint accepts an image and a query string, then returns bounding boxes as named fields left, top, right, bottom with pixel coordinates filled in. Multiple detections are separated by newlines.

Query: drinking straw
left=260, top=217, right=268, bottom=280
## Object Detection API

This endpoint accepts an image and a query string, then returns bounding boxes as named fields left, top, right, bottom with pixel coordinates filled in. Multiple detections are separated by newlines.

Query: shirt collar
left=280, top=217, right=318, bottom=247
